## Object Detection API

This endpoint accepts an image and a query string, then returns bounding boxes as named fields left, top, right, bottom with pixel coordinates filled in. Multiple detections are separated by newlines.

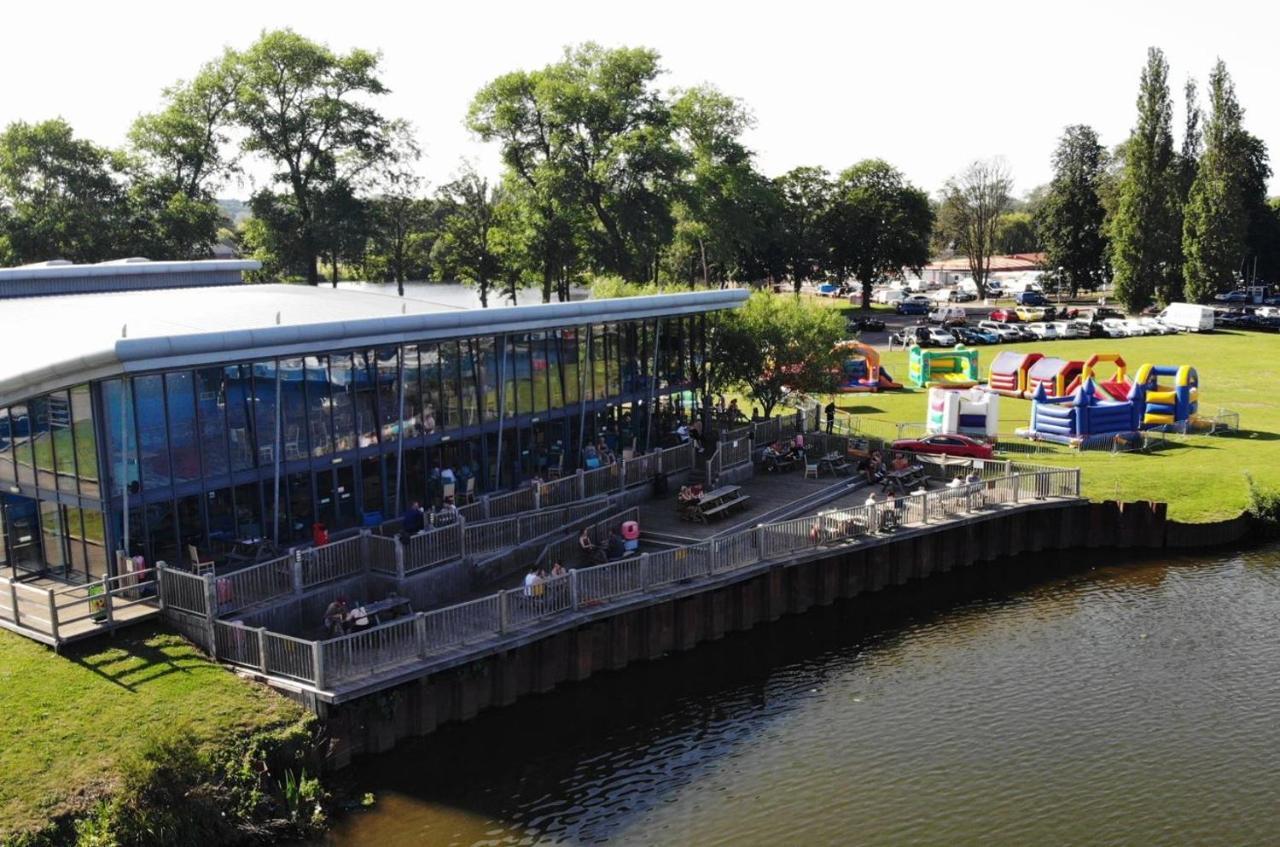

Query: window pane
left=530, top=332, right=549, bottom=415
left=305, top=355, right=333, bottom=457
left=100, top=384, right=135, bottom=494
left=515, top=335, right=533, bottom=416
left=402, top=345, right=423, bottom=437
left=224, top=365, right=256, bottom=472
left=82, top=508, right=107, bottom=579
left=70, top=385, right=99, bottom=498
left=176, top=495, right=205, bottom=568
left=376, top=347, right=400, bottom=442
left=48, top=392, right=77, bottom=494
left=166, top=372, right=201, bottom=485
left=441, top=341, right=462, bottom=429
left=206, top=488, right=235, bottom=554
left=133, top=375, right=170, bottom=490
left=40, top=500, right=67, bottom=571
left=287, top=472, right=314, bottom=544
left=252, top=361, right=278, bottom=468
left=459, top=340, right=480, bottom=427
left=0, top=408, right=14, bottom=484
left=195, top=368, right=229, bottom=478
left=352, top=351, right=379, bottom=449
left=280, top=358, right=309, bottom=461
left=233, top=481, right=263, bottom=541
left=476, top=337, right=498, bottom=422
left=27, top=396, right=55, bottom=490
left=146, top=500, right=178, bottom=567
left=329, top=354, right=356, bottom=453
left=498, top=337, right=517, bottom=419
left=420, top=344, right=440, bottom=434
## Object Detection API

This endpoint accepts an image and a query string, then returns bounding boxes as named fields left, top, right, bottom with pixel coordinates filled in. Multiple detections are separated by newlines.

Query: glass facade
left=0, top=313, right=708, bottom=579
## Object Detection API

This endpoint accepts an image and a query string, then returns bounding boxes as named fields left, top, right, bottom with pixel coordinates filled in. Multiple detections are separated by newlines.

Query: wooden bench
left=699, top=494, right=751, bottom=521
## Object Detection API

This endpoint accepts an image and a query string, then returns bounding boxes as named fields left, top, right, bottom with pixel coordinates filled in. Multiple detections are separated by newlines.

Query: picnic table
left=882, top=465, right=928, bottom=495
left=817, top=452, right=852, bottom=477
left=347, top=596, right=412, bottom=629
left=681, top=484, right=752, bottom=523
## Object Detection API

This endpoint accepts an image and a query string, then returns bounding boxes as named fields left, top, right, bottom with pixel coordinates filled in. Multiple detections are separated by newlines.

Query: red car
left=988, top=308, right=1020, bottom=323
left=891, top=433, right=994, bottom=459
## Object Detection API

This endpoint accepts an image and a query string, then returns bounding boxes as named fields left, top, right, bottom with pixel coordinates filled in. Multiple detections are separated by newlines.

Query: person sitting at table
left=890, top=453, right=910, bottom=473
left=761, top=442, right=783, bottom=473
left=433, top=496, right=459, bottom=526
left=598, top=439, right=617, bottom=465
left=677, top=485, right=699, bottom=517
left=689, top=420, right=705, bottom=453
left=401, top=501, right=425, bottom=540
left=323, top=597, right=349, bottom=637
left=551, top=561, right=567, bottom=578
left=579, top=528, right=605, bottom=565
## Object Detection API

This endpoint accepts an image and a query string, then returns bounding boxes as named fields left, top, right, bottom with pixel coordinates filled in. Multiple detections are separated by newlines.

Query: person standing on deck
left=825, top=401, right=836, bottom=434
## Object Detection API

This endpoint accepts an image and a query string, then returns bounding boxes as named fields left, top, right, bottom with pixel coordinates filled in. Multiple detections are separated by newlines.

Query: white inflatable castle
left=925, top=387, right=999, bottom=437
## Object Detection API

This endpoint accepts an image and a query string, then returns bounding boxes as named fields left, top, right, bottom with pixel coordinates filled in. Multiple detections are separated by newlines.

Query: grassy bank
left=823, top=329, right=1278, bottom=523
left=0, top=626, right=314, bottom=845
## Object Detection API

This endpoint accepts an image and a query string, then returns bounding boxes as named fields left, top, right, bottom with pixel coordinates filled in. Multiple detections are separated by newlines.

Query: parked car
left=1214, top=290, right=1250, bottom=304
left=847, top=315, right=886, bottom=333
left=1015, top=290, right=1050, bottom=307
left=928, top=305, right=968, bottom=326
left=1025, top=322, right=1059, bottom=340
left=924, top=326, right=957, bottom=346
left=977, top=320, right=1023, bottom=342
left=1074, top=319, right=1110, bottom=339
left=955, top=326, right=999, bottom=345
left=891, top=433, right=994, bottom=460
left=1100, top=318, right=1135, bottom=337
left=950, top=288, right=977, bottom=302
left=896, top=298, right=931, bottom=316
left=891, top=326, right=935, bottom=347
left=1092, top=306, right=1127, bottom=320
left=1015, top=305, right=1048, bottom=322
left=1138, top=317, right=1177, bottom=335
left=1123, top=319, right=1154, bottom=336
left=1157, top=302, right=1215, bottom=332
left=988, top=308, right=1020, bottom=323
left=1052, top=320, right=1087, bottom=339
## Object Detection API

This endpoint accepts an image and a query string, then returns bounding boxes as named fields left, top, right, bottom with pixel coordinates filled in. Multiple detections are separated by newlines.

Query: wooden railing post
left=313, top=641, right=326, bottom=689
left=154, top=563, right=167, bottom=613
left=202, top=573, right=218, bottom=657
left=101, top=574, right=114, bottom=625
left=498, top=590, right=510, bottom=634
left=257, top=627, right=269, bottom=673
left=45, top=589, right=60, bottom=642
left=414, top=612, right=428, bottom=659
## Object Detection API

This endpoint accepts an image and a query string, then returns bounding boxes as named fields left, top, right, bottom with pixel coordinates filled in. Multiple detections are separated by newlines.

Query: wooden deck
left=639, top=467, right=860, bottom=544
left=0, top=575, right=160, bottom=649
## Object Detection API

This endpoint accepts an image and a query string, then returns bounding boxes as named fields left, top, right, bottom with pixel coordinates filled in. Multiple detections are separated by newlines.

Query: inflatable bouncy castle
left=908, top=345, right=980, bottom=388
left=834, top=340, right=903, bottom=392
left=926, top=387, right=1000, bottom=438
left=987, top=351, right=1043, bottom=397
left=1134, top=363, right=1198, bottom=427
left=1023, top=378, right=1147, bottom=444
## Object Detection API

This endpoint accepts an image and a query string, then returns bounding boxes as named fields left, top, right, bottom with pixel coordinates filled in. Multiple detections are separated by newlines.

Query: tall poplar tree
left=1183, top=60, right=1249, bottom=302
left=1110, top=48, right=1181, bottom=310
left=1036, top=125, right=1109, bottom=295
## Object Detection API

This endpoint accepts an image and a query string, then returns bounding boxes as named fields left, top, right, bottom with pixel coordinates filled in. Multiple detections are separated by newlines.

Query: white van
left=874, top=288, right=906, bottom=305
left=1157, top=302, right=1215, bottom=332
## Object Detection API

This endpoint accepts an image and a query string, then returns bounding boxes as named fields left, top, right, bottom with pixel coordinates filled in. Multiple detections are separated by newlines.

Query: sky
left=4, top=0, right=1279, bottom=198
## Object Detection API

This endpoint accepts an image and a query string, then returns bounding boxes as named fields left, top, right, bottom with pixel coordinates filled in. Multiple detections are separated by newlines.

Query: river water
left=323, top=545, right=1280, bottom=846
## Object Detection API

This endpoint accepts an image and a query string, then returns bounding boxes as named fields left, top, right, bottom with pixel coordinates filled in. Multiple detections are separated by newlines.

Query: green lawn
left=0, top=626, right=309, bottom=842
left=824, top=329, right=1278, bottom=523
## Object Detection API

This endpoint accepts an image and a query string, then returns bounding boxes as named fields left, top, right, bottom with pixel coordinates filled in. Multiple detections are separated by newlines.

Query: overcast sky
left=5, top=0, right=1278, bottom=198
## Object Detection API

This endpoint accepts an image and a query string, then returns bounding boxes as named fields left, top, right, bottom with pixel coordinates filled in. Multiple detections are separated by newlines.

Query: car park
left=891, top=433, right=994, bottom=460
left=1025, top=322, right=1059, bottom=340
left=1214, top=290, right=1250, bottom=304
left=977, top=320, right=1022, bottom=342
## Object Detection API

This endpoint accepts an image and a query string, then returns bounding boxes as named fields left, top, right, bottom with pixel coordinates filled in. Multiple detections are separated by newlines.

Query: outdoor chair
left=804, top=460, right=819, bottom=480
left=187, top=544, right=215, bottom=576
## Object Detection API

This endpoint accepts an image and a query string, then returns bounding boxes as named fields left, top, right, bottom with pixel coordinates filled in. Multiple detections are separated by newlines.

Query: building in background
left=0, top=260, right=744, bottom=581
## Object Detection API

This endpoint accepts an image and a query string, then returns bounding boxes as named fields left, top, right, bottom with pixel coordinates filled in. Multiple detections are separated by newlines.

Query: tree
left=1110, top=47, right=1182, bottom=310
left=773, top=166, right=834, bottom=291
left=433, top=166, right=504, bottom=306
left=1036, top=125, right=1109, bottom=296
left=1242, top=151, right=1280, bottom=285
left=0, top=118, right=126, bottom=263
left=823, top=160, right=933, bottom=309
left=994, top=211, right=1040, bottom=254
left=939, top=158, right=1012, bottom=299
left=1183, top=60, right=1251, bottom=303
left=469, top=44, right=682, bottom=292
left=229, top=29, right=392, bottom=284
left=711, top=290, right=845, bottom=417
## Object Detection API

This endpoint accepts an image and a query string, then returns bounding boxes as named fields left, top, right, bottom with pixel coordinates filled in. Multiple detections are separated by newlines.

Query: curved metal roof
left=0, top=284, right=747, bottom=406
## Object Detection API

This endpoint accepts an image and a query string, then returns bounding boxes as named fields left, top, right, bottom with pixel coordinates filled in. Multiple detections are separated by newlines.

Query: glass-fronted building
left=0, top=262, right=746, bottom=580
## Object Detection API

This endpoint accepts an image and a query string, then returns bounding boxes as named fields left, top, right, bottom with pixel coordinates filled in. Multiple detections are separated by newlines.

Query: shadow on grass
left=838, top=404, right=886, bottom=415
left=64, top=627, right=214, bottom=693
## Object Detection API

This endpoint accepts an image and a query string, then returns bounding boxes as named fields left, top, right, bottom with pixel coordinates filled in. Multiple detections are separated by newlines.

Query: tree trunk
left=331, top=252, right=339, bottom=289
left=699, top=238, right=709, bottom=286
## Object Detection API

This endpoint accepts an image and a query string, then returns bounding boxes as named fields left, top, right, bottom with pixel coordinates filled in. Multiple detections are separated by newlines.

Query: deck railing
left=300, top=534, right=365, bottom=587
left=215, top=555, right=294, bottom=615
left=163, top=465, right=1081, bottom=692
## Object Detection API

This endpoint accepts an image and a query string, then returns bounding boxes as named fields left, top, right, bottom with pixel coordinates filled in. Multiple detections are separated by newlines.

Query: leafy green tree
left=939, top=158, right=1012, bottom=299
left=994, top=211, right=1040, bottom=254
left=1110, top=47, right=1182, bottom=310
left=711, top=290, right=845, bottom=417
left=1036, top=125, right=1109, bottom=296
left=0, top=118, right=126, bottom=263
left=314, top=179, right=371, bottom=285
left=823, top=160, right=933, bottom=308
left=433, top=166, right=504, bottom=306
left=229, top=29, right=392, bottom=284
left=1183, top=60, right=1250, bottom=303
left=773, top=166, right=834, bottom=290
left=469, top=44, right=681, bottom=290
